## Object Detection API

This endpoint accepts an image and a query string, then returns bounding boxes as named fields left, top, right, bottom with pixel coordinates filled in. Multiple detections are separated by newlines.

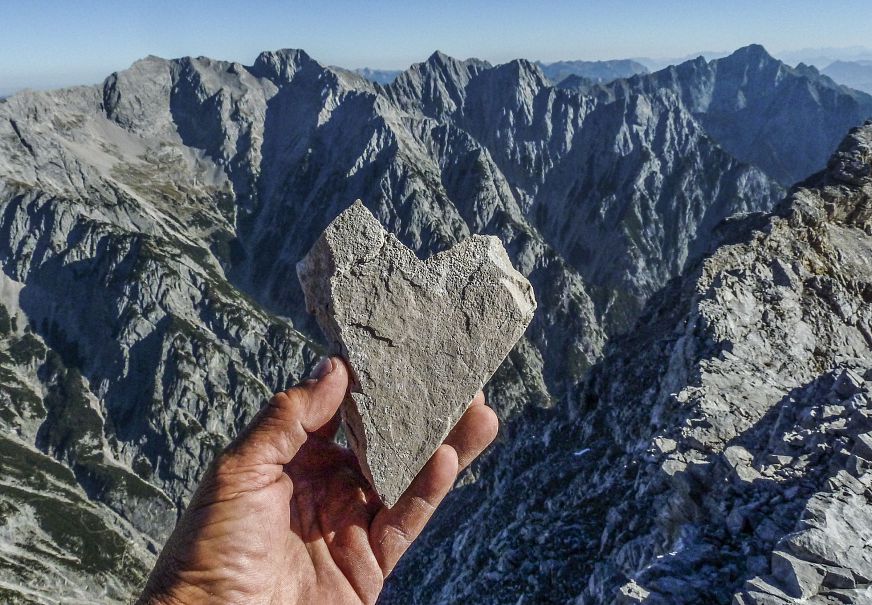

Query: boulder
left=835, top=369, right=865, bottom=399
left=770, top=550, right=825, bottom=599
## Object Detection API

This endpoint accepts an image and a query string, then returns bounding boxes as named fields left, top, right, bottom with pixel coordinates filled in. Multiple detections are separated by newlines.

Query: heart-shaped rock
left=297, top=201, right=536, bottom=506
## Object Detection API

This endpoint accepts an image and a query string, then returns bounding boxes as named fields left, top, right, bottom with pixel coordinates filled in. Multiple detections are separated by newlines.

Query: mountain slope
left=435, top=56, right=781, bottom=327
left=384, top=121, right=872, bottom=605
left=0, top=81, right=315, bottom=599
left=596, top=45, right=872, bottom=186
left=0, top=46, right=859, bottom=602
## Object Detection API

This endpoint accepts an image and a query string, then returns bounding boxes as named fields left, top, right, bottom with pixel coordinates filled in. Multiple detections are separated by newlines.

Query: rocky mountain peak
left=2, top=45, right=872, bottom=605
left=794, top=62, right=822, bottom=77
left=499, top=58, right=549, bottom=88
left=726, top=42, right=775, bottom=62
left=422, top=49, right=490, bottom=71
left=596, top=46, right=872, bottom=186
left=457, top=58, right=550, bottom=116
left=250, top=48, right=318, bottom=82
left=825, top=120, right=872, bottom=183
left=424, top=49, right=454, bottom=67
left=137, top=54, right=170, bottom=65
left=387, top=50, right=490, bottom=117
left=108, top=54, right=173, bottom=83
left=713, top=43, right=783, bottom=83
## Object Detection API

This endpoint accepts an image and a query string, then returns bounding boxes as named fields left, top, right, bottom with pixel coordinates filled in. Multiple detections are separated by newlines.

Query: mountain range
left=385, top=117, right=872, bottom=605
left=0, top=43, right=870, bottom=603
left=823, top=60, right=872, bottom=95
left=578, top=45, right=872, bottom=186
left=776, top=46, right=872, bottom=70
left=354, top=59, right=650, bottom=89
left=536, top=59, right=649, bottom=85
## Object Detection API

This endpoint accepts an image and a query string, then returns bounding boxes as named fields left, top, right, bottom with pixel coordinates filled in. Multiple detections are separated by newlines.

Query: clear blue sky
left=2, top=0, right=871, bottom=94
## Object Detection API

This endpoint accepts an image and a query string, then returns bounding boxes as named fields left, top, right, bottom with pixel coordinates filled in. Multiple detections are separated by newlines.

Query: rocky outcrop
left=384, top=123, right=872, bottom=604
left=0, top=44, right=868, bottom=603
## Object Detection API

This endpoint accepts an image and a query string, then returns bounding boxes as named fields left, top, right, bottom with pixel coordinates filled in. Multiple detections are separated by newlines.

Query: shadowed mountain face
left=592, top=45, right=872, bottom=186
left=0, top=44, right=869, bottom=603
left=384, top=121, right=872, bottom=605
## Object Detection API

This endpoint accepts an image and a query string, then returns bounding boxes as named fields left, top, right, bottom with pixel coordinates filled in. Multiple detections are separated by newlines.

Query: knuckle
left=277, top=386, right=309, bottom=415
left=379, top=523, right=413, bottom=548
left=209, top=453, right=278, bottom=493
left=269, top=391, right=290, bottom=406
left=410, top=495, right=437, bottom=517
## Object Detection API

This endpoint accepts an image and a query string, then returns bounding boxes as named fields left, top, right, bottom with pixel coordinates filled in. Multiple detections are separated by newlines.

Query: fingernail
left=309, top=357, right=334, bottom=380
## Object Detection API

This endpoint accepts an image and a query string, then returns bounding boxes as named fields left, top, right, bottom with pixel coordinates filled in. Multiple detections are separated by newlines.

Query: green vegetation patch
left=0, top=306, right=12, bottom=335
left=7, top=333, right=46, bottom=365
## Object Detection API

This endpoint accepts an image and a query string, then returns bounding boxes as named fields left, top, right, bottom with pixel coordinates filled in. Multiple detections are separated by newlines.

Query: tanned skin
left=138, top=357, right=499, bottom=605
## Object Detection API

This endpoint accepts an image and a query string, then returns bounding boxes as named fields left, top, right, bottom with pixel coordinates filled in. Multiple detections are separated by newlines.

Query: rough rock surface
left=298, top=201, right=536, bottom=506
left=384, top=122, right=872, bottom=604
left=590, top=45, right=872, bottom=186
left=0, top=43, right=868, bottom=602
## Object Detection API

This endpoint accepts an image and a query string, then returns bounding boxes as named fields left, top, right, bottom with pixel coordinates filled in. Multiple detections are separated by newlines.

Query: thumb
left=227, top=356, right=350, bottom=466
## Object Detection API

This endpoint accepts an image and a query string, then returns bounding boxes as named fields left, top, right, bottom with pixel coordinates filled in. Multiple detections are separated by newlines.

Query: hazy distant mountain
left=536, top=59, right=648, bottom=84
left=353, top=66, right=402, bottom=85
left=1, top=44, right=871, bottom=604
left=550, top=73, right=597, bottom=93
left=634, top=50, right=729, bottom=71
left=776, top=45, right=872, bottom=68
left=823, top=60, right=872, bottom=94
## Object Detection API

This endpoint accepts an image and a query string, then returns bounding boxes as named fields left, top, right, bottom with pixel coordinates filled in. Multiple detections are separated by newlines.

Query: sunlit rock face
left=385, top=123, right=872, bottom=605
left=0, top=43, right=868, bottom=603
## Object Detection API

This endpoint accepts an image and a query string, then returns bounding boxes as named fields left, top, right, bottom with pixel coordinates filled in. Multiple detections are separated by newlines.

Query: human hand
left=137, top=357, right=499, bottom=605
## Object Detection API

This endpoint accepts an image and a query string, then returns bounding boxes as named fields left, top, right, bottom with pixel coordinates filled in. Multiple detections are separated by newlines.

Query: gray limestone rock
left=771, top=550, right=826, bottom=599
left=2, top=43, right=872, bottom=605
left=297, top=201, right=536, bottom=506
left=835, top=369, right=865, bottom=399
left=853, top=433, right=872, bottom=461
